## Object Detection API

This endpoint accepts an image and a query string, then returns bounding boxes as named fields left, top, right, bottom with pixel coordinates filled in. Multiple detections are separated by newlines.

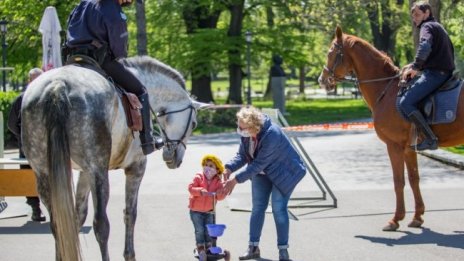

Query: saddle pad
left=121, top=93, right=143, bottom=131
left=426, top=80, right=463, bottom=125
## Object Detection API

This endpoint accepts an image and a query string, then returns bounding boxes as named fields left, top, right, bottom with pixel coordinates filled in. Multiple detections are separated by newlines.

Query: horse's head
left=155, top=100, right=208, bottom=169
left=318, top=26, right=354, bottom=92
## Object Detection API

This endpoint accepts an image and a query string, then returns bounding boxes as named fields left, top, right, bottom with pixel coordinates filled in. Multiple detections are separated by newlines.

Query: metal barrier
left=261, top=108, right=337, bottom=209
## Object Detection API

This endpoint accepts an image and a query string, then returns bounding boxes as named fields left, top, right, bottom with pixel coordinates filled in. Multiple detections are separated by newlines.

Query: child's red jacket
left=188, top=173, right=226, bottom=212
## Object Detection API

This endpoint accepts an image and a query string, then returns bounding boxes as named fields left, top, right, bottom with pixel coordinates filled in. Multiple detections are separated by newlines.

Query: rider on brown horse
left=399, top=1, right=455, bottom=151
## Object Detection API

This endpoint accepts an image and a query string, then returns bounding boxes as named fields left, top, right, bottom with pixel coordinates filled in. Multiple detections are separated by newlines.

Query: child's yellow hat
left=201, top=154, right=224, bottom=175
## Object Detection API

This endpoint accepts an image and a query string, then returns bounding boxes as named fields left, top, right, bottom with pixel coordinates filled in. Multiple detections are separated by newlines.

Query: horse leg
left=91, top=169, right=110, bottom=261
left=383, top=142, right=406, bottom=231
left=122, top=163, right=146, bottom=261
left=76, top=171, right=91, bottom=228
left=404, top=149, right=424, bottom=227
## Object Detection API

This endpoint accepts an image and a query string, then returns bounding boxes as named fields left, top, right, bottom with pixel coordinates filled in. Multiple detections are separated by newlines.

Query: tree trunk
left=191, top=76, right=212, bottom=101
left=135, top=1, right=147, bottom=55
left=226, top=1, right=245, bottom=104
left=263, top=6, right=275, bottom=99
left=182, top=1, right=221, bottom=102
left=365, top=1, right=397, bottom=59
left=299, top=65, right=305, bottom=94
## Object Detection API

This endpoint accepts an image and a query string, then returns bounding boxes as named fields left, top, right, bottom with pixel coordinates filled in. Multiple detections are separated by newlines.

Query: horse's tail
left=43, top=80, right=82, bottom=261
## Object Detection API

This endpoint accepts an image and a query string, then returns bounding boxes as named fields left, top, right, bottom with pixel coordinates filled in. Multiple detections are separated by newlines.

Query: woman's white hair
left=28, top=68, right=43, bottom=80
left=236, top=106, right=265, bottom=133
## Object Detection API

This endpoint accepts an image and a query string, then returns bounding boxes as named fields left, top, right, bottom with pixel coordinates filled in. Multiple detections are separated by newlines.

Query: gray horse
left=21, top=56, right=204, bottom=261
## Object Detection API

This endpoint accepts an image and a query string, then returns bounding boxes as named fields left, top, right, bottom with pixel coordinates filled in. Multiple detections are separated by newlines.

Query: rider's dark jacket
left=66, top=0, right=128, bottom=60
left=412, top=17, right=455, bottom=73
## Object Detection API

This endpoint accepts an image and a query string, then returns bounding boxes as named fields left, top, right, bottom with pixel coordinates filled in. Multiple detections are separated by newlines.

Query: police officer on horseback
left=399, top=1, right=455, bottom=151
left=65, top=0, right=157, bottom=155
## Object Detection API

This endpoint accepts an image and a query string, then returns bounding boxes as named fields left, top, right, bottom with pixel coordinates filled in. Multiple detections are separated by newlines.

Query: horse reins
left=153, top=104, right=196, bottom=150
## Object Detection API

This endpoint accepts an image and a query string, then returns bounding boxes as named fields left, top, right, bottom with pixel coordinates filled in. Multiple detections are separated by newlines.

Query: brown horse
left=318, top=26, right=464, bottom=231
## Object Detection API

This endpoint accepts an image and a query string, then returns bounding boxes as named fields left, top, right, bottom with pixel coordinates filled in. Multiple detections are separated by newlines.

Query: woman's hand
left=222, top=178, right=238, bottom=195
left=223, top=168, right=232, bottom=181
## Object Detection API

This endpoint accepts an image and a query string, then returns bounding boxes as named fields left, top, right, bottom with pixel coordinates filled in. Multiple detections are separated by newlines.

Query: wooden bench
left=0, top=158, right=39, bottom=197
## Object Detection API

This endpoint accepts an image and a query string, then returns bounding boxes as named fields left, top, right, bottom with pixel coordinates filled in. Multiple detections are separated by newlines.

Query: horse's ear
left=336, top=25, right=343, bottom=41
left=192, top=100, right=213, bottom=110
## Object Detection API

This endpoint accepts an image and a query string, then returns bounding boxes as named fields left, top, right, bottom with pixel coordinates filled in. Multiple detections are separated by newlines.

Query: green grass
left=443, top=146, right=464, bottom=156
left=254, top=99, right=371, bottom=126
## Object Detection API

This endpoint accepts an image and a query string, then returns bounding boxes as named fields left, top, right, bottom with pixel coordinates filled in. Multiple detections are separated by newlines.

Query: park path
left=1, top=129, right=463, bottom=261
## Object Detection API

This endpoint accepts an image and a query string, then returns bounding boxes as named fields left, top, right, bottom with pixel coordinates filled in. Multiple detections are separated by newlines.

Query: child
left=188, top=154, right=226, bottom=261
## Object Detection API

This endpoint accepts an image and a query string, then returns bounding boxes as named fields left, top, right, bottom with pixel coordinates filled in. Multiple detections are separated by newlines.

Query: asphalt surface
left=1, top=130, right=464, bottom=261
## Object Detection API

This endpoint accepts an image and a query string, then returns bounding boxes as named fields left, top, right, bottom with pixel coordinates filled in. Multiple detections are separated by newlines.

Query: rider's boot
left=138, top=93, right=156, bottom=155
left=407, top=110, right=438, bottom=151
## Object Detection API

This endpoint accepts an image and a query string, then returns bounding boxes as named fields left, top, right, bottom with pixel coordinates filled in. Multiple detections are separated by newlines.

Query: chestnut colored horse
left=318, top=26, right=464, bottom=231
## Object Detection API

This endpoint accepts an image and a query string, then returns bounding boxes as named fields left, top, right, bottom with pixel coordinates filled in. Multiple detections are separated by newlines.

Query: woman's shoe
left=279, top=249, right=290, bottom=261
left=238, top=246, right=260, bottom=260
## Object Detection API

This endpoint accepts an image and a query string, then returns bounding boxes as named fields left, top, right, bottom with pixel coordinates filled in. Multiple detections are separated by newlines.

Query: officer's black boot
left=408, top=110, right=438, bottom=151
left=138, top=93, right=156, bottom=155
left=27, top=197, right=46, bottom=222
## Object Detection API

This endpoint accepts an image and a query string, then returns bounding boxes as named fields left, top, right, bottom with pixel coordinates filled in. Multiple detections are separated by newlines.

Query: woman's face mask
left=236, top=127, right=251, bottom=138
left=203, top=166, right=217, bottom=180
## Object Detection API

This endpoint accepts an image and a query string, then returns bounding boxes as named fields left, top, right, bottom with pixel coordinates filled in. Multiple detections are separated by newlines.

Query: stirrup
left=410, top=138, right=438, bottom=151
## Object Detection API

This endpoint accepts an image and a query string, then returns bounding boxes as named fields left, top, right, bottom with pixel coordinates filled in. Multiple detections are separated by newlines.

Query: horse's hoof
left=382, top=220, right=399, bottom=231
left=407, top=219, right=423, bottom=228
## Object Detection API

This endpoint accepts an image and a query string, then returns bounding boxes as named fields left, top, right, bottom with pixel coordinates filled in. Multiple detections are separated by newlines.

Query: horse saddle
left=420, top=75, right=463, bottom=125
left=65, top=54, right=143, bottom=131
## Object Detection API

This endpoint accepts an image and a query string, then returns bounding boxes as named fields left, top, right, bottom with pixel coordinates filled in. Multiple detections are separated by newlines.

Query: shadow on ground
left=355, top=228, right=464, bottom=249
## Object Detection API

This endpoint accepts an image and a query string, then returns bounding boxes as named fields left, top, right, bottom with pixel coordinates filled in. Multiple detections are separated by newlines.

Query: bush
left=0, top=91, right=21, bottom=149
left=196, top=108, right=239, bottom=134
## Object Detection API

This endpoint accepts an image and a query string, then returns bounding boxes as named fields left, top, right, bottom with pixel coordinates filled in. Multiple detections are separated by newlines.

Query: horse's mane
left=121, top=56, right=186, bottom=89
left=344, top=34, right=399, bottom=75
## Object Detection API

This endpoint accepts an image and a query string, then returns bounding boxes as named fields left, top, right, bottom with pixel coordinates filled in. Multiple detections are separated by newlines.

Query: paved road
left=1, top=130, right=463, bottom=261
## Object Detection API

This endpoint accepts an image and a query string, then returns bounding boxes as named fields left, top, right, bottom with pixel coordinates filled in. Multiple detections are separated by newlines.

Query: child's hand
left=200, top=190, right=216, bottom=196
left=217, top=188, right=224, bottom=195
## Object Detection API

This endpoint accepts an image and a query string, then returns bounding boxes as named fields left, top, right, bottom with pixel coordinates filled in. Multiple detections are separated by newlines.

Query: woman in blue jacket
left=222, top=107, right=306, bottom=261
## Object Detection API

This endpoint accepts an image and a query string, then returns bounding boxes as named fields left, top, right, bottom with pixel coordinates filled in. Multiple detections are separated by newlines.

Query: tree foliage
left=1, top=0, right=463, bottom=99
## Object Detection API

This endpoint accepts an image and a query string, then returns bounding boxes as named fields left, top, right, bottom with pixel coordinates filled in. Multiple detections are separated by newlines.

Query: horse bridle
left=154, top=103, right=196, bottom=150
left=323, top=41, right=400, bottom=104
left=323, top=42, right=347, bottom=83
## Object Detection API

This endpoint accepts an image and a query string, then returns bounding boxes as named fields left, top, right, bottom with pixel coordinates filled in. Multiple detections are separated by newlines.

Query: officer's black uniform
left=66, top=0, right=155, bottom=155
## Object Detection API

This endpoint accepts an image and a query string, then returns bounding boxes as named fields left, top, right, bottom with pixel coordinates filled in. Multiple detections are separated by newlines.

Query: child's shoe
left=196, top=245, right=207, bottom=261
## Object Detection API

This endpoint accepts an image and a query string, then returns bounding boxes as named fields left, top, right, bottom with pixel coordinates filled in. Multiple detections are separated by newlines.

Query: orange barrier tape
left=283, top=122, right=374, bottom=132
